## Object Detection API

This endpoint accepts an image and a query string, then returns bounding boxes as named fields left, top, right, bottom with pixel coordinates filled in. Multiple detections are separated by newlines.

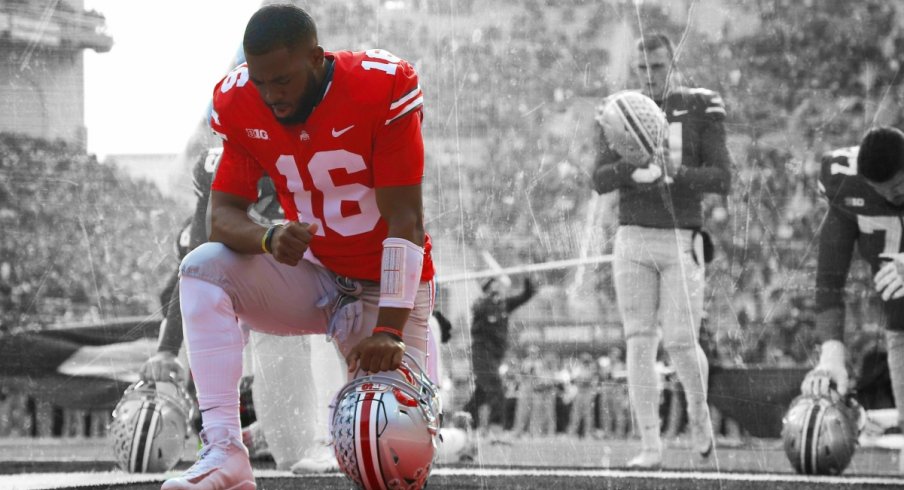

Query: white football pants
left=179, top=242, right=434, bottom=442
left=613, top=225, right=708, bottom=450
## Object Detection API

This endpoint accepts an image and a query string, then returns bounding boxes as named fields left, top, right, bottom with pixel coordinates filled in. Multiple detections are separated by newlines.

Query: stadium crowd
left=0, top=134, right=181, bottom=333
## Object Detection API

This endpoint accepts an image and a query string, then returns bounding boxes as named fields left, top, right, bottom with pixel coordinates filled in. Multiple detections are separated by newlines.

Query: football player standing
left=802, top=126, right=904, bottom=472
left=162, top=5, right=434, bottom=490
left=591, top=33, right=732, bottom=468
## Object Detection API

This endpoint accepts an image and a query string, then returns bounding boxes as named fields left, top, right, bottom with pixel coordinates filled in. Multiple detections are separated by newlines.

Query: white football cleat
left=161, top=427, right=255, bottom=490
left=688, top=403, right=714, bottom=459
left=626, top=446, right=663, bottom=469
left=290, top=443, right=339, bottom=474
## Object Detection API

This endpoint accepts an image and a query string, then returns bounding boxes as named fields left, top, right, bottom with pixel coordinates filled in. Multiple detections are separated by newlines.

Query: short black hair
left=636, top=33, right=675, bottom=60
left=243, top=4, right=318, bottom=56
left=858, top=126, right=904, bottom=183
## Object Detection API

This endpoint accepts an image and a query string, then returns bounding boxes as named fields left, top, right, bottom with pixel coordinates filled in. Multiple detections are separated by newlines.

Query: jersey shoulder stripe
left=384, top=56, right=423, bottom=125
left=386, top=89, right=423, bottom=125
left=390, top=86, right=421, bottom=110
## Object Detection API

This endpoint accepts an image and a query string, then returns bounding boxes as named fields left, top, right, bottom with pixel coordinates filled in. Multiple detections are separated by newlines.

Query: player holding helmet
left=162, top=5, right=436, bottom=490
left=591, top=33, right=732, bottom=468
left=781, top=389, right=865, bottom=475
left=800, top=126, right=904, bottom=474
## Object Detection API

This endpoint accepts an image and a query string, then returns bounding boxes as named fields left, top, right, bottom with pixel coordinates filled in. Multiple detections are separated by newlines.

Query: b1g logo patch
left=245, top=128, right=269, bottom=140
left=845, top=197, right=865, bottom=207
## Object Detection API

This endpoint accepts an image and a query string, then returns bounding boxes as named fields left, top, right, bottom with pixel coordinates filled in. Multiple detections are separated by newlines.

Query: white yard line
left=2, top=467, right=903, bottom=489
left=430, top=467, right=904, bottom=485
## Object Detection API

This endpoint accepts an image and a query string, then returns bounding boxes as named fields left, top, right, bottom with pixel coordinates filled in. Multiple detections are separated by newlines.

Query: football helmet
left=330, top=353, right=441, bottom=490
left=109, top=378, right=195, bottom=473
left=781, top=391, right=864, bottom=475
left=597, top=90, right=668, bottom=166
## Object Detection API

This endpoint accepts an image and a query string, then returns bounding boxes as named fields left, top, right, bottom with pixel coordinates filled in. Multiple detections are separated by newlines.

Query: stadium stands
left=0, top=133, right=182, bottom=333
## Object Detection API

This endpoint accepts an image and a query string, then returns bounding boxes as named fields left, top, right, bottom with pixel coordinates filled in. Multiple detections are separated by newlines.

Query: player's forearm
left=377, top=213, right=423, bottom=333
left=374, top=185, right=426, bottom=335
left=815, top=306, right=846, bottom=343
left=375, top=307, right=412, bottom=334
left=210, top=203, right=268, bottom=254
left=591, top=127, right=635, bottom=194
left=386, top=211, right=424, bottom=245
left=814, top=208, right=856, bottom=342
left=675, top=165, right=731, bottom=194
left=189, top=195, right=211, bottom=247
left=506, top=287, right=535, bottom=312
left=593, top=161, right=636, bottom=194
left=157, top=282, right=184, bottom=355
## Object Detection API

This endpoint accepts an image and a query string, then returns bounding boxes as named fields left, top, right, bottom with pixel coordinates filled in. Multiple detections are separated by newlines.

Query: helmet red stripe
left=359, top=392, right=383, bottom=489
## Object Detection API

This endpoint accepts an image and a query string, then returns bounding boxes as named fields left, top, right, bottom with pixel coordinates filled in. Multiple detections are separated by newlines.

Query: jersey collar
left=315, top=56, right=335, bottom=107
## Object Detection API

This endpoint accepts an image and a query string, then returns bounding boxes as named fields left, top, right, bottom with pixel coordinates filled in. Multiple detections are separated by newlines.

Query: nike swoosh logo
left=672, top=109, right=688, bottom=116
left=332, top=125, right=354, bottom=137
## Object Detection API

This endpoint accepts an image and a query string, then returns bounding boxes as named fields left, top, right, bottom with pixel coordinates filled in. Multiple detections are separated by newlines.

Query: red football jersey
left=210, top=49, right=434, bottom=282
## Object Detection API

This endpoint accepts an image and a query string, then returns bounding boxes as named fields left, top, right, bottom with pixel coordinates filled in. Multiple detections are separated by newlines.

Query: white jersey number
left=361, top=49, right=401, bottom=76
left=857, top=215, right=903, bottom=255
left=220, top=66, right=249, bottom=93
left=203, top=148, right=223, bottom=173
left=274, top=151, right=380, bottom=237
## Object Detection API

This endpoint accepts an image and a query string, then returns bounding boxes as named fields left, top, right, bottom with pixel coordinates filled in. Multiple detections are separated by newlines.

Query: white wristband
left=379, top=237, right=424, bottom=309
left=818, top=340, right=846, bottom=367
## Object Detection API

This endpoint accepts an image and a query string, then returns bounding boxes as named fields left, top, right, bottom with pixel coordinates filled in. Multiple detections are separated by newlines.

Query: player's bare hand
left=801, top=366, right=848, bottom=398
left=801, top=340, right=847, bottom=397
left=631, top=163, right=663, bottom=184
left=874, top=255, right=904, bottom=301
left=271, top=222, right=319, bottom=266
left=139, top=351, right=185, bottom=383
left=346, top=333, right=405, bottom=375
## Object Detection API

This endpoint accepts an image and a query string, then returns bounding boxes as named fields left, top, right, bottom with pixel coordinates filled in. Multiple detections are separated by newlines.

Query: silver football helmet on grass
left=330, top=353, right=441, bottom=490
left=781, top=391, right=864, bottom=475
left=109, top=378, right=195, bottom=473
